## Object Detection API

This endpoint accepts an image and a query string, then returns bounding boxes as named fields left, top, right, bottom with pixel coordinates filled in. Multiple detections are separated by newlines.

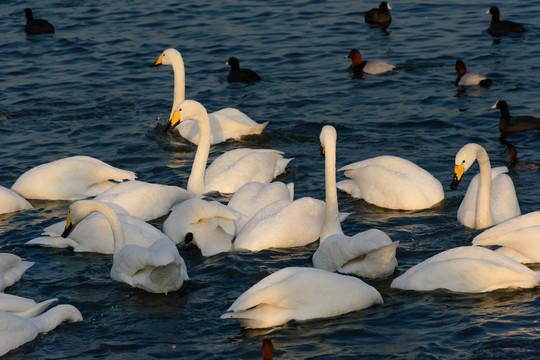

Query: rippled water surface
left=2, top=0, right=540, bottom=358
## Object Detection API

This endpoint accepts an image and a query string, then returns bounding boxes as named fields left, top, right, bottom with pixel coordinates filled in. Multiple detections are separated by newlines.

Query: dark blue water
left=2, top=0, right=540, bottom=358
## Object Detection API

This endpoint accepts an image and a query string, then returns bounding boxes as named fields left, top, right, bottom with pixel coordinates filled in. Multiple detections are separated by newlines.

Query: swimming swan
left=151, top=48, right=267, bottom=145
left=228, top=181, right=294, bottom=232
left=220, top=267, right=383, bottom=329
left=0, top=304, right=82, bottom=356
left=472, top=211, right=540, bottom=263
left=0, top=293, right=57, bottom=318
left=0, top=186, right=32, bottom=214
left=163, top=198, right=240, bottom=256
left=391, top=246, right=540, bottom=293
left=0, top=253, right=34, bottom=291
left=337, top=155, right=444, bottom=210
left=11, top=156, right=136, bottom=200
left=168, top=100, right=291, bottom=195
left=94, top=180, right=198, bottom=221
left=61, top=200, right=188, bottom=293
left=450, top=143, right=520, bottom=229
left=313, top=126, right=398, bottom=279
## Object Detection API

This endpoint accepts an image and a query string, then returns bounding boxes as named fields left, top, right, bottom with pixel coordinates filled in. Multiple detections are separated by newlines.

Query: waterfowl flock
left=2, top=2, right=539, bottom=358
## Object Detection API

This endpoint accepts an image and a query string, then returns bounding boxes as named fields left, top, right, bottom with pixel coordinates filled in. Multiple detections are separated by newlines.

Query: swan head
left=61, top=200, right=103, bottom=238
left=451, top=143, right=480, bottom=190
left=151, top=48, right=182, bottom=67
left=320, top=125, right=337, bottom=155
left=166, top=100, right=206, bottom=132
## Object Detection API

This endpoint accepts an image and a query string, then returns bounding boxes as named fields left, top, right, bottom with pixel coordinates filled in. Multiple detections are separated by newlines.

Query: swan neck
left=90, top=201, right=126, bottom=253
left=320, top=138, right=343, bottom=241
left=475, top=147, right=494, bottom=228
left=31, top=306, right=80, bottom=333
left=169, top=58, right=186, bottom=120
left=187, top=107, right=211, bottom=194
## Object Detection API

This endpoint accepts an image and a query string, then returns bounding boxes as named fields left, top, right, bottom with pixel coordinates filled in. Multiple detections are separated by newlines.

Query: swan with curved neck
left=451, top=143, right=520, bottom=229
left=152, top=48, right=267, bottom=145
left=169, top=100, right=290, bottom=195
left=62, top=200, right=188, bottom=294
left=313, top=126, right=398, bottom=278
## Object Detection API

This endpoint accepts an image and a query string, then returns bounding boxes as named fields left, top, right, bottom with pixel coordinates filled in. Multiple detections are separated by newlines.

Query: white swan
left=0, top=186, right=32, bottom=214
left=337, top=155, right=444, bottom=210
left=0, top=293, right=57, bottom=317
left=391, top=246, right=540, bottom=293
left=220, top=267, right=383, bottom=329
left=313, top=126, right=398, bottom=279
left=451, top=143, right=520, bottom=229
left=0, top=304, right=82, bottom=356
left=472, top=211, right=540, bottom=263
left=0, top=253, right=34, bottom=292
left=11, top=156, right=136, bottom=200
left=228, top=181, right=294, bottom=232
left=163, top=198, right=240, bottom=256
left=61, top=200, right=188, bottom=293
left=94, top=180, right=198, bottom=221
left=152, top=48, right=268, bottom=145
left=169, top=100, right=291, bottom=195
left=233, top=197, right=327, bottom=252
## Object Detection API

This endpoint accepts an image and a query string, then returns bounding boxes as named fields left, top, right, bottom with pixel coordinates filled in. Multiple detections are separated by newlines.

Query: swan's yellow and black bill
left=165, top=109, right=182, bottom=132
left=150, top=54, right=164, bottom=67
left=320, top=145, right=325, bottom=156
left=450, top=163, right=465, bottom=190
left=61, top=212, right=76, bottom=238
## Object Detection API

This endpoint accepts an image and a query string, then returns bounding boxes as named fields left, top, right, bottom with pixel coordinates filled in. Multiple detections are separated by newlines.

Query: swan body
left=169, top=100, right=291, bottom=195
left=391, top=246, right=540, bottom=293
left=0, top=304, right=82, bottom=356
left=220, top=267, right=383, bottom=329
left=451, top=143, right=520, bottom=229
left=348, top=49, right=396, bottom=75
left=455, top=60, right=492, bottom=87
left=233, top=198, right=327, bottom=252
left=61, top=200, right=188, bottom=293
left=313, top=126, right=398, bottom=279
left=473, top=211, right=540, bottom=264
left=337, top=155, right=444, bottom=210
left=228, top=181, right=294, bottom=232
left=27, top=210, right=165, bottom=254
left=163, top=198, right=240, bottom=256
left=152, top=48, right=267, bottom=144
left=11, top=156, right=136, bottom=200
left=0, top=293, right=57, bottom=318
left=0, top=186, right=32, bottom=214
left=94, top=180, right=198, bottom=221
left=0, top=254, right=34, bottom=291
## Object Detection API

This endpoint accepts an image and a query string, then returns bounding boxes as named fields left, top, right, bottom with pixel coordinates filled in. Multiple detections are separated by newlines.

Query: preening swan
left=450, top=143, right=520, bottom=229
left=313, top=126, right=398, bottom=279
left=151, top=48, right=267, bottom=145
left=0, top=186, right=32, bottom=215
left=473, top=211, right=540, bottom=263
left=220, top=267, right=383, bottom=329
left=0, top=253, right=33, bottom=291
left=168, top=100, right=291, bottom=195
left=391, top=246, right=540, bottom=293
left=94, top=180, right=198, bottom=221
left=0, top=304, right=82, bottom=356
left=228, top=181, right=294, bottom=232
left=11, top=156, right=136, bottom=200
left=163, top=198, right=240, bottom=257
left=337, top=155, right=443, bottom=210
left=61, top=200, right=188, bottom=293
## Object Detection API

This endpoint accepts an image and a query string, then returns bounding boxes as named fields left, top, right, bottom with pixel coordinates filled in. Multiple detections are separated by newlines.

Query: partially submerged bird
left=365, top=2, right=392, bottom=30
left=486, top=6, right=526, bottom=37
left=504, top=144, right=540, bottom=170
left=347, top=49, right=396, bottom=76
left=455, top=60, right=492, bottom=87
left=226, top=57, right=261, bottom=83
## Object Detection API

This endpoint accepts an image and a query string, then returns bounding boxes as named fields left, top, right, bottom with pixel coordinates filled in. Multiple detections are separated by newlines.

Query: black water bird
left=24, top=8, right=54, bottom=35
left=365, top=2, right=392, bottom=30
left=492, top=100, right=540, bottom=139
left=226, top=57, right=261, bottom=83
left=486, top=6, right=525, bottom=37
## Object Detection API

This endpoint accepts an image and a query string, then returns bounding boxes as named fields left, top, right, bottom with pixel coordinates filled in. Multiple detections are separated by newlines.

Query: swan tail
left=336, top=180, right=362, bottom=198
left=0, top=260, right=34, bottom=291
left=17, top=298, right=58, bottom=317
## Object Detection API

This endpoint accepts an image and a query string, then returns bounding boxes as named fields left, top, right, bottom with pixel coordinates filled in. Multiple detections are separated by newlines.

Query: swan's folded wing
left=490, top=170, right=521, bottom=224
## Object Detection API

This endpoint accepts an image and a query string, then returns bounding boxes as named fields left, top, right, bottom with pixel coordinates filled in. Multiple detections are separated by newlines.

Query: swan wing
left=234, top=198, right=325, bottom=251
left=11, top=156, right=136, bottom=200
left=0, top=254, right=34, bottom=292
left=490, top=170, right=521, bottom=224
